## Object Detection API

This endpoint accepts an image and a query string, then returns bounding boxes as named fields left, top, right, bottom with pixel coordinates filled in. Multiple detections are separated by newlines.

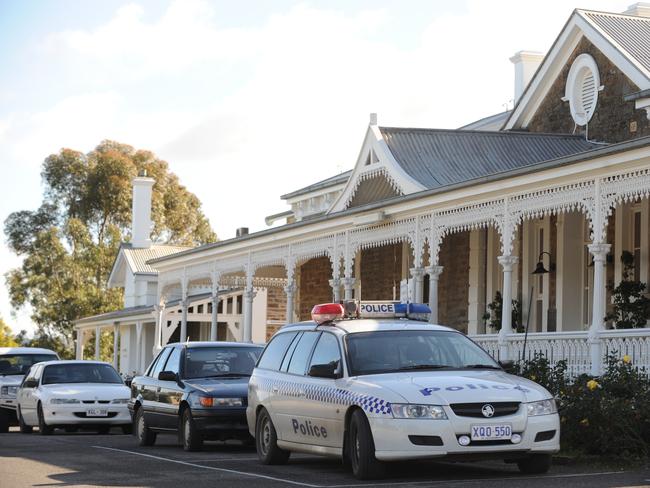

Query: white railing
left=471, top=328, right=650, bottom=377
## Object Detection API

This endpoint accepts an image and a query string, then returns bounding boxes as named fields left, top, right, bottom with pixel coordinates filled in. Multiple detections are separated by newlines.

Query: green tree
left=0, top=318, right=18, bottom=347
left=5, top=141, right=217, bottom=351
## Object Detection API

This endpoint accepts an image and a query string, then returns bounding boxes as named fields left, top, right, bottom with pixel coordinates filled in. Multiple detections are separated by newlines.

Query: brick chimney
left=510, top=51, right=545, bottom=103
left=131, top=173, right=155, bottom=248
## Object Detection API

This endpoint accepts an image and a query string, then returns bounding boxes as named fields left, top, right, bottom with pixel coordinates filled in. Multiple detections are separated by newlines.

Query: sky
left=0, top=0, right=631, bottom=334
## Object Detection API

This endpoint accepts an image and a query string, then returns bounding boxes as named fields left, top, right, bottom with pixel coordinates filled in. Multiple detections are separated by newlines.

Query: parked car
left=247, top=302, right=560, bottom=480
left=129, top=342, right=263, bottom=451
left=16, top=360, right=131, bottom=435
left=0, top=347, right=59, bottom=432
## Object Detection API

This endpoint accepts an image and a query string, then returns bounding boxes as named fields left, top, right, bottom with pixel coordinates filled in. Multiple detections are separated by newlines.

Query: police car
left=247, top=302, right=560, bottom=480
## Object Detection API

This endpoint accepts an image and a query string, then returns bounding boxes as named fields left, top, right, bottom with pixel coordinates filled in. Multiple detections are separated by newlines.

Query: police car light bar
left=311, top=303, right=345, bottom=324
left=359, top=301, right=431, bottom=319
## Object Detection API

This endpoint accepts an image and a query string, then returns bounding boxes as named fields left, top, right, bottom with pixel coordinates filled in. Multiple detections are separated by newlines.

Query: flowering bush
left=517, top=353, right=650, bottom=457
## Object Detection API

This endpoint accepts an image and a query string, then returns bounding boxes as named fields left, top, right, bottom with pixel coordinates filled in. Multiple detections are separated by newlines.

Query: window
left=41, top=363, right=123, bottom=385
left=227, top=297, right=233, bottom=314
left=217, top=300, right=223, bottom=313
left=257, top=332, right=298, bottom=371
left=164, top=347, right=181, bottom=375
left=197, top=304, right=204, bottom=314
left=22, top=365, right=41, bottom=387
left=308, top=333, right=342, bottom=375
left=287, top=332, right=319, bottom=375
left=280, top=333, right=302, bottom=371
left=564, top=54, right=601, bottom=126
left=184, top=346, right=262, bottom=378
left=150, top=348, right=172, bottom=378
left=237, top=295, right=243, bottom=314
left=0, top=354, right=57, bottom=376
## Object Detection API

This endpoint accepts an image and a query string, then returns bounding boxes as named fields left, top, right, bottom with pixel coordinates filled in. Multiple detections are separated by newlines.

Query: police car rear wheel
left=255, top=408, right=289, bottom=465
left=348, top=410, right=385, bottom=480
left=517, top=453, right=552, bottom=474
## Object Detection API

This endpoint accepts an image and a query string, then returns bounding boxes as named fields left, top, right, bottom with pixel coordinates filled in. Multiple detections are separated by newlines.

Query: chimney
left=510, top=51, right=545, bottom=104
left=623, top=2, right=650, bottom=17
left=131, top=173, right=155, bottom=248
left=236, top=227, right=249, bottom=238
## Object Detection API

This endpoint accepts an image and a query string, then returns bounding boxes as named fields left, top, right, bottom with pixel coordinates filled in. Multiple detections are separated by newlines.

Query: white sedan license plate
left=86, top=408, right=108, bottom=417
left=470, top=424, right=512, bottom=441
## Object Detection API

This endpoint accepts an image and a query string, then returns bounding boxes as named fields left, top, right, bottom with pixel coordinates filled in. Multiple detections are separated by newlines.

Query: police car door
left=300, top=331, right=345, bottom=448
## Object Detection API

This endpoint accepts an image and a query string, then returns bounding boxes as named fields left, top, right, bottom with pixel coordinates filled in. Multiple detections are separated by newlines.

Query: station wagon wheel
left=37, top=403, right=53, bottom=435
left=255, top=408, right=290, bottom=465
left=348, top=410, right=384, bottom=480
left=181, top=408, right=203, bottom=451
left=18, top=407, right=33, bottom=434
left=135, top=407, right=156, bottom=446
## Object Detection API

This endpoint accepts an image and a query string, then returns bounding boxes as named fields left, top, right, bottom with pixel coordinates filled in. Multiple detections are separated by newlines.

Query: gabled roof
left=281, top=170, right=351, bottom=201
left=581, top=10, right=650, bottom=75
left=459, top=110, right=512, bottom=131
left=107, top=243, right=191, bottom=288
left=505, top=8, right=650, bottom=130
left=377, top=127, right=599, bottom=190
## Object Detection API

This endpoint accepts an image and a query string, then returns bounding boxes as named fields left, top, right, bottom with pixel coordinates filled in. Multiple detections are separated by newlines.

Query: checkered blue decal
left=257, top=378, right=392, bottom=415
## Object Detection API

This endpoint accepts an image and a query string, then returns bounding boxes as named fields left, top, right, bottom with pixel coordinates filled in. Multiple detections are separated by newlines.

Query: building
left=76, top=4, right=650, bottom=376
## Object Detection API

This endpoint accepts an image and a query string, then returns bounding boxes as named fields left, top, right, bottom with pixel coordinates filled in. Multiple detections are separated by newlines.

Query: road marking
left=183, top=456, right=261, bottom=462
left=327, top=470, right=631, bottom=488
left=92, top=445, right=321, bottom=487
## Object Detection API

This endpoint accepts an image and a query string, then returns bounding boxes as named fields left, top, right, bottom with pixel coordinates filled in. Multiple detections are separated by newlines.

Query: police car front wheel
left=255, top=408, right=290, bottom=465
left=348, top=409, right=385, bottom=480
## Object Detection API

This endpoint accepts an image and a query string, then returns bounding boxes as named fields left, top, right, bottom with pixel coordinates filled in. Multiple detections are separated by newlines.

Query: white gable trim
left=505, top=11, right=650, bottom=130
left=328, top=124, right=426, bottom=213
left=107, top=249, right=128, bottom=288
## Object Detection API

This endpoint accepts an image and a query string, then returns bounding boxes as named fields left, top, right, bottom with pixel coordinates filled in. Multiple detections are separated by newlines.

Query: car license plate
left=86, top=409, right=108, bottom=417
left=470, top=424, right=512, bottom=441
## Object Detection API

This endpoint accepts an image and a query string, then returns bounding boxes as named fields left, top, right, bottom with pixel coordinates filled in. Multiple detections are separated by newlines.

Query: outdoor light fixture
left=532, top=251, right=554, bottom=275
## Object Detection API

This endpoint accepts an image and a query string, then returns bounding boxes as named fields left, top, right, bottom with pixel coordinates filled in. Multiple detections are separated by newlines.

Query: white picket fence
left=471, top=328, right=650, bottom=377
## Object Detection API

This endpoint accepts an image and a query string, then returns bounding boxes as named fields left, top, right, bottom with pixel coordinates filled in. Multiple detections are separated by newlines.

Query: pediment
left=328, top=123, right=425, bottom=213
left=505, top=9, right=650, bottom=131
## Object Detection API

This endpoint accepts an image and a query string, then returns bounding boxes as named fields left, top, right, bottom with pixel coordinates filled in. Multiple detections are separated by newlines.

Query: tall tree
left=5, top=140, right=217, bottom=347
left=0, top=318, right=18, bottom=347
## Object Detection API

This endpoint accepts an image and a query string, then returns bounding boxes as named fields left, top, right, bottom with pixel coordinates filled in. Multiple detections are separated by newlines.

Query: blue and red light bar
left=311, top=301, right=431, bottom=324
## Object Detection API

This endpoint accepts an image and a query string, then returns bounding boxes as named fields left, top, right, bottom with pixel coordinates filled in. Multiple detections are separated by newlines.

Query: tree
left=483, top=291, right=523, bottom=332
left=0, top=318, right=18, bottom=347
left=5, top=141, right=217, bottom=349
left=606, top=251, right=650, bottom=329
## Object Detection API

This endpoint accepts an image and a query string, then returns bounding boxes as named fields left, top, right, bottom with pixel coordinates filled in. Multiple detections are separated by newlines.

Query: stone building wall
left=527, top=37, right=648, bottom=143
left=265, top=286, right=287, bottom=341
left=298, top=256, right=333, bottom=321
left=438, top=232, right=470, bottom=333
left=359, top=243, right=402, bottom=300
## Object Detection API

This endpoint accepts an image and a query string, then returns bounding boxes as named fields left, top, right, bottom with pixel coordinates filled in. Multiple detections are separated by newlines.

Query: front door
left=156, top=346, right=184, bottom=429
left=145, top=347, right=172, bottom=428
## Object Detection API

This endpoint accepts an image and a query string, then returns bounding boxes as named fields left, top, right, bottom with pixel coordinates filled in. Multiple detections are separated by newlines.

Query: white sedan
left=16, top=360, right=132, bottom=435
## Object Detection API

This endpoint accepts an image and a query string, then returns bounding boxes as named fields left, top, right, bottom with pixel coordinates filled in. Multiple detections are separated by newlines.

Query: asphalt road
left=1, top=427, right=649, bottom=488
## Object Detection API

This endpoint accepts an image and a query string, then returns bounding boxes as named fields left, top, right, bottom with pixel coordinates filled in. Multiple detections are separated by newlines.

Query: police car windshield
left=345, top=330, right=499, bottom=376
left=0, top=354, right=58, bottom=376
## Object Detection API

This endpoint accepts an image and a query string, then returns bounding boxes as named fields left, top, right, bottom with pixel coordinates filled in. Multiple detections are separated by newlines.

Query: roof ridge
left=578, top=8, right=650, bottom=21
left=378, top=126, right=593, bottom=139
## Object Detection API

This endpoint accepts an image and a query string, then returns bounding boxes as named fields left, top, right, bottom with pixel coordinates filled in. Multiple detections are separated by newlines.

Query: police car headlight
left=1, top=386, right=17, bottom=398
left=391, top=404, right=447, bottom=420
left=50, top=398, right=80, bottom=404
left=526, top=399, right=557, bottom=416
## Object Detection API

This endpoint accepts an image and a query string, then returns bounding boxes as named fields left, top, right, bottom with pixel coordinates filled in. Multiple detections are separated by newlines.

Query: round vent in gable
left=564, top=54, right=601, bottom=126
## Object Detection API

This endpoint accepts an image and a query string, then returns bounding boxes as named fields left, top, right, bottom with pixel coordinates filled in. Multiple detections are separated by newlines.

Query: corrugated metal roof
left=123, top=244, right=191, bottom=274
left=281, top=170, right=351, bottom=200
left=379, top=127, right=600, bottom=189
left=582, top=10, right=650, bottom=74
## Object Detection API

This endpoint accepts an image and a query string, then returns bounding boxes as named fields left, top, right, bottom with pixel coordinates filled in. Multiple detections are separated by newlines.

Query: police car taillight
left=311, top=303, right=345, bottom=324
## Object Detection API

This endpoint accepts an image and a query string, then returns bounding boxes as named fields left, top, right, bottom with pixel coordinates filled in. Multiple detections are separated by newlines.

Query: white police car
left=247, top=302, right=560, bottom=480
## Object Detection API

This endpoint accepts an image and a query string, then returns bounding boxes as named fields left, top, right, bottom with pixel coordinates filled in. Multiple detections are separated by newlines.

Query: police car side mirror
left=499, top=360, right=517, bottom=374
left=308, top=363, right=340, bottom=379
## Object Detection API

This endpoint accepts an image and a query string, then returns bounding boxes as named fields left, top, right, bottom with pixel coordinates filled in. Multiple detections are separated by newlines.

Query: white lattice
left=602, top=329, right=650, bottom=372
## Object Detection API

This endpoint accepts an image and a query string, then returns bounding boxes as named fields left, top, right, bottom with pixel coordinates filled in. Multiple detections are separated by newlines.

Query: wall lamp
left=532, top=251, right=555, bottom=275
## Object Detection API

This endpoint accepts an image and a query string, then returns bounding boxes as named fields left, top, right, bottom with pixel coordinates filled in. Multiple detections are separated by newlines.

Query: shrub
left=517, top=353, right=650, bottom=458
